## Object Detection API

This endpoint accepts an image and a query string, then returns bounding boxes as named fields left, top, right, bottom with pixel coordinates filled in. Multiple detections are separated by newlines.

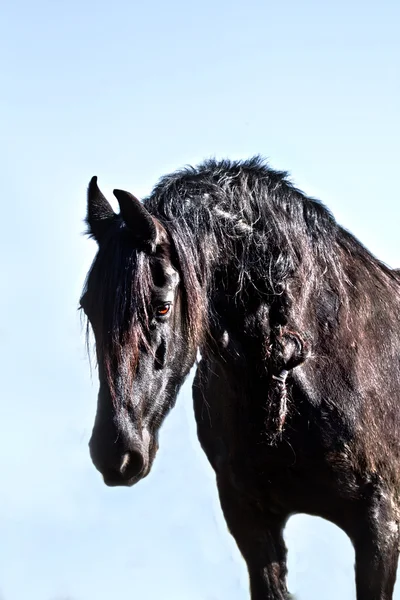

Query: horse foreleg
left=351, top=492, right=400, bottom=600
left=217, top=478, right=290, bottom=600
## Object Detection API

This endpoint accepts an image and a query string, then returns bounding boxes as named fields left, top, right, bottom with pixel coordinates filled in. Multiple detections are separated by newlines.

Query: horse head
left=81, top=177, right=196, bottom=486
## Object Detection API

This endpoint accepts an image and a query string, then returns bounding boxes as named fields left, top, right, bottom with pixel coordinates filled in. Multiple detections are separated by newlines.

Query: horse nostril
left=119, top=449, right=145, bottom=479
left=119, top=453, right=130, bottom=474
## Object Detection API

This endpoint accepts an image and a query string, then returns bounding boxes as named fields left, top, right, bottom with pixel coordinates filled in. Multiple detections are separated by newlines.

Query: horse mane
left=145, top=156, right=398, bottom=314
left=144, top=157, right=400, bottom=439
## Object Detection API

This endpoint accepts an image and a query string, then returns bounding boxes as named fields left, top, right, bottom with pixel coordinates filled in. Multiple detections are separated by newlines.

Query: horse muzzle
left=89, top=426, right=153, bottom=487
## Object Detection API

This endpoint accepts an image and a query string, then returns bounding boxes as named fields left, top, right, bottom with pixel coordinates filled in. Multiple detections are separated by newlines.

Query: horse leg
left=217, top=478, right=289, bottom=600
left=351, top=493, right=400, bottom=600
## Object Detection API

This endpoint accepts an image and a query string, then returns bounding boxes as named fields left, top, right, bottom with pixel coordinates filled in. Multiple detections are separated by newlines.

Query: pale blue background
left=0, top=0, right=399, bottom=598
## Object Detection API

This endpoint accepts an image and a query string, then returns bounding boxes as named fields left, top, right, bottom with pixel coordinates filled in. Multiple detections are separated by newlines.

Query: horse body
left=81, top=158, right=400, bottom=599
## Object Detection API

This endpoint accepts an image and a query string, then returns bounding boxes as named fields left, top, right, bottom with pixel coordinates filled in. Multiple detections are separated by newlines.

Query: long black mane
left=143, top=157, right=400, bottom=436
left=145, top=156, right=399, bottom=339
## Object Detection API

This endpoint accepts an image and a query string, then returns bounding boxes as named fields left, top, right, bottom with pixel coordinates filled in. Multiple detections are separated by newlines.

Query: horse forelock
left=82, top=230, right=154, bottom=403
left=81, top=223, right=205, bottom=404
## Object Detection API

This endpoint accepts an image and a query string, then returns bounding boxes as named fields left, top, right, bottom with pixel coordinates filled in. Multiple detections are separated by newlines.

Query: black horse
left=81, top=157, right=400, bottom=600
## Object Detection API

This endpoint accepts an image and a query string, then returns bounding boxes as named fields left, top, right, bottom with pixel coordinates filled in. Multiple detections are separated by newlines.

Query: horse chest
left=195, top=407, right=301, bottom=510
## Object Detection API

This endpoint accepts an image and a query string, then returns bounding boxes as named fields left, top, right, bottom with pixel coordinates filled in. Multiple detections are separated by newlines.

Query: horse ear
left=87, top=176, right=116, bottom=243
left=113, top=188, right=158, bottom=251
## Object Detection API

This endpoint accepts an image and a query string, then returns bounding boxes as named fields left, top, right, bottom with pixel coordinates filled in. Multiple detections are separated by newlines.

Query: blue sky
left=0, top=0, right=399, bottom=598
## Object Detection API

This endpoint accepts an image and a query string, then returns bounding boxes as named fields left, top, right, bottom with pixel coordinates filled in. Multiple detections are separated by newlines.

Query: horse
left=80, top=157, right=400, bottom=600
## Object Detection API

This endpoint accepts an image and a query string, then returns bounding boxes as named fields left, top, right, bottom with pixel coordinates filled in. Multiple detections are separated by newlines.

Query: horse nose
left=95, top=447, right=147, bottom=487
left=89, top=433, right=149, bottom=487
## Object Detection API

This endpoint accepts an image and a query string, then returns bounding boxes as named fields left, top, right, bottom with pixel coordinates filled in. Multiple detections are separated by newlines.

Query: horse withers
left=80, top=158, right=400, bottom=599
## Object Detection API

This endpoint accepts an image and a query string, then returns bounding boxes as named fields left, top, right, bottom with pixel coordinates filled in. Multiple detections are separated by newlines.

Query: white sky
left=0, top=0, right=399, bottom=598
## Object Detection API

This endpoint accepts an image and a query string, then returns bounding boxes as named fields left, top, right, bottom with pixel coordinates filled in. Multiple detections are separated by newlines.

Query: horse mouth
left=102, top=463, right=151, bottom=488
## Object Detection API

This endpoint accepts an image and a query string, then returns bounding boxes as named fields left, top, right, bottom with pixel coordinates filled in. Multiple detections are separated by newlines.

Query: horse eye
left=156, top=303, right=171, bottom=317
